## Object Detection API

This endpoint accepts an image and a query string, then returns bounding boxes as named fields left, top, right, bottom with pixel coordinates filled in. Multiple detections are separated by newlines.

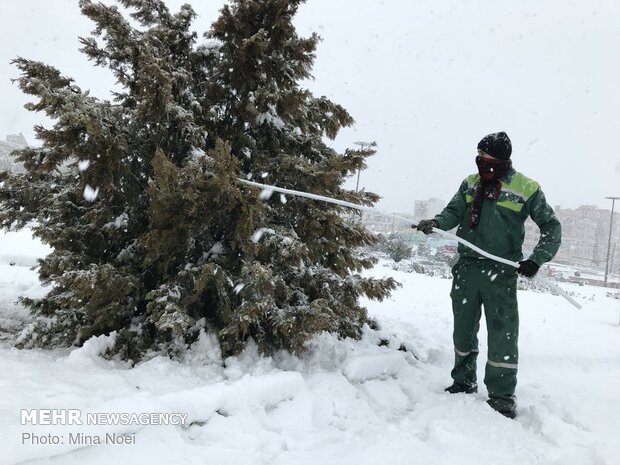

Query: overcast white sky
left=1, top=0, right=619, bottom=213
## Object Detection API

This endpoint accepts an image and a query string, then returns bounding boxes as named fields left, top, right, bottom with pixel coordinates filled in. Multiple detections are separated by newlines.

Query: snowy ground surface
left=1, top=230, right=619, bottom=465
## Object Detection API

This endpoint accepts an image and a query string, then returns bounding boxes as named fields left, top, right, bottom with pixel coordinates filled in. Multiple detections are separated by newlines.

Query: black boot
left=487, top=399, right=517, bottom=419
left=444, top=382, right=478, bottom=394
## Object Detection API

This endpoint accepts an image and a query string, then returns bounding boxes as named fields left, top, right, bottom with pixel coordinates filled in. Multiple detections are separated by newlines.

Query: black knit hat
left=477, top=132, right=512, bottom=160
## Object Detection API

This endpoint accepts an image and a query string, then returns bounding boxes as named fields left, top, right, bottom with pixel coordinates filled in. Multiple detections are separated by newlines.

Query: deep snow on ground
left=0, top=230, right=619, bottom=465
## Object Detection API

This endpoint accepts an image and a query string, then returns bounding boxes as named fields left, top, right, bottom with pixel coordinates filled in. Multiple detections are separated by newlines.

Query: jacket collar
left=502, top=167, right=517, bottom=183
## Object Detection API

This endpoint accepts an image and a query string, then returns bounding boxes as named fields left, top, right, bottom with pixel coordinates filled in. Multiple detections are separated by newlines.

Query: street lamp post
left=604, top=196, right=620, bottom=287
left=353, top=141, right=372, bottom=193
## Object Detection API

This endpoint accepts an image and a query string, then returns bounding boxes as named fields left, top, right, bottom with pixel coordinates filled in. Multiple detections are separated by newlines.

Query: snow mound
left=1, top=240, right=619, bottom=464
left=66, top=332, right=118, bottom=366
left=342, top=352, right=408, bottom=383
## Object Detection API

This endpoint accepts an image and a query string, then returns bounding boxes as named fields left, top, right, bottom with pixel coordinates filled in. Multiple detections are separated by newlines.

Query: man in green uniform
left=415, top=132, right=561, bottom=419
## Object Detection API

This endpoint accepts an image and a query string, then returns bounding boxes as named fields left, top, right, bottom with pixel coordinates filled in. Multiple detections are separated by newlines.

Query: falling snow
left=83, top=185, right=99, bottom=202
left=259, top=188, right=274, bottom=200
left=251, top=227, right=275, bottom=243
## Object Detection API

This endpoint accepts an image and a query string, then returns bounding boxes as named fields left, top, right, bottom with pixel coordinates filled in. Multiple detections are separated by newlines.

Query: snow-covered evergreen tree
left=0, top=0, right=397, bottom=360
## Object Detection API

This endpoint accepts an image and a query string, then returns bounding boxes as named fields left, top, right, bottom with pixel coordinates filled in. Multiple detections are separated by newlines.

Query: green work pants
left=449, top=258, right=519, bottom=411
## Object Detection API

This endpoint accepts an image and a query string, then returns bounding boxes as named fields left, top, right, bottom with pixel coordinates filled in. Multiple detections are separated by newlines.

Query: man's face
left=477, top=149, right=495, bottom=159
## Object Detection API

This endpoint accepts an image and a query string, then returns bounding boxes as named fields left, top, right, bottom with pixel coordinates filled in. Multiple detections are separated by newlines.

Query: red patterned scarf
left=469, top=156, right=512, bottom=229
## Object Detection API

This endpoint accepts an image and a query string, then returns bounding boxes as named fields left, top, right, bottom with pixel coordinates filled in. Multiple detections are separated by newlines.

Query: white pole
left=238, top=179, right=582, bottom=309
left=604, top=196, right=619, bottom=287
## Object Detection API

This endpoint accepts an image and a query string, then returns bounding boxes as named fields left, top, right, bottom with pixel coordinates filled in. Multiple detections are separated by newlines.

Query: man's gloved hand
left=517, top=260, right=540, bottom=278
left=414, top=219, right=437, bottom=235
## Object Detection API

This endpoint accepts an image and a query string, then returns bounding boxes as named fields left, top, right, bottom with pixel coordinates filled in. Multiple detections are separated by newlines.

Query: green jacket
left=433, top=168, right=561, bottom=266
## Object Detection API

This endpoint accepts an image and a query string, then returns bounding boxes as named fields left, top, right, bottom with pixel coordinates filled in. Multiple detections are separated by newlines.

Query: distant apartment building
left=524, top=204, right=620, bottom=273
left=360, top=198, right=446, bottom=234
left=361, top=211, right=414, bottom=234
